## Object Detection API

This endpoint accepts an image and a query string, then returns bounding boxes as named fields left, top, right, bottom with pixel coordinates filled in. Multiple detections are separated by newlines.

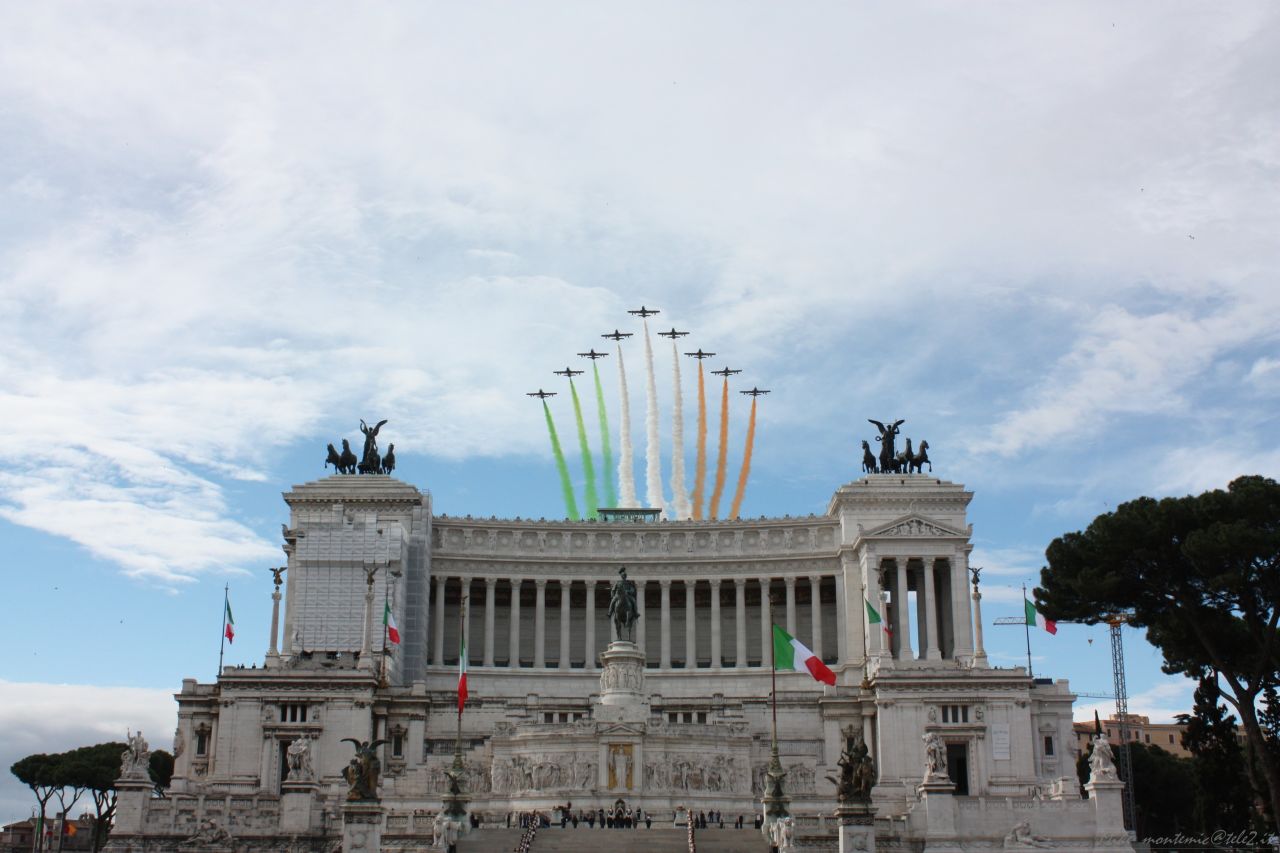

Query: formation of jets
left=526, top=310, right=771, bottom=401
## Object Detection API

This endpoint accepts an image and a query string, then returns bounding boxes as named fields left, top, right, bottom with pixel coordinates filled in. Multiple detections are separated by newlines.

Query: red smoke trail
left=708, top=377, right=730, bottom=519
left=728, top=397, right=757, bottom=519
left=691, top=362, right=708, bottom=519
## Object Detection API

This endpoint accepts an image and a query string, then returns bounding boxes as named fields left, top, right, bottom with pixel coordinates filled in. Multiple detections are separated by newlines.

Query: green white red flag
left=772, top=624, right=836, bottom=686
left=223, top=599, right=235, bottom=643
left=865, top=598, right=891, bottom=636
left=1025, top=599, right=1057, bottom=635
left=383, top=599, right=400, bottom=645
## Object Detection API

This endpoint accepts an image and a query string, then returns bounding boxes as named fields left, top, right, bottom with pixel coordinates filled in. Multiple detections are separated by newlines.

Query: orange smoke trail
left=729, top=397, right=757, bottom=519
left=691, top=363, right=708, bottom=519
left=708, top=377, right=730, bottom=519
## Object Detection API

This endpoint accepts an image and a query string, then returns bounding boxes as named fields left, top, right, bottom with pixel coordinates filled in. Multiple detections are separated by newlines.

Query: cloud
left=1072, top=678, right=1195, bottom=725
left=0, top=681, right=175, bottom=824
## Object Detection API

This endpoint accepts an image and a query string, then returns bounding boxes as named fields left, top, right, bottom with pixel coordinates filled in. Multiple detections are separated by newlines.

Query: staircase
left=453, top=825, right=772, bottom=852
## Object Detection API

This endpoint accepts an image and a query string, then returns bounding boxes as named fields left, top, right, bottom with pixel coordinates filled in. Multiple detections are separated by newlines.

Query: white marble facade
left=109, top=472, right=1130, bottom=851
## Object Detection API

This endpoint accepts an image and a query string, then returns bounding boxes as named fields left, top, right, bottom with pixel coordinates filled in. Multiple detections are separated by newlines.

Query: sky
left=1, top=0, right=1278, bottom=824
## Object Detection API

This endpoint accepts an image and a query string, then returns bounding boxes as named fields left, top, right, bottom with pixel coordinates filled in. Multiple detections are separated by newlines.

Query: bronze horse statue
left=861, top=440, right=877, bottom=474
left=607, top=567, right=639, bottom=642
left=909, top=439, right=931, bottom=474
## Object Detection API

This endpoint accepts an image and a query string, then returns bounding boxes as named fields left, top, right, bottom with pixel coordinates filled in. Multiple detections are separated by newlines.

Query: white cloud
left=0, top=681, right=175, bottom=824
left=1073, top=678, right=1196, bottom=726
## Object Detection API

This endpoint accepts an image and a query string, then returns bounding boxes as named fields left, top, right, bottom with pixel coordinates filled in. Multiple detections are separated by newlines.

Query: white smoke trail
left=642, top=319, right=665, bottom=513
left=669, top=338, right=690, bottom=519
left=616, top=343, right=638, bottom=507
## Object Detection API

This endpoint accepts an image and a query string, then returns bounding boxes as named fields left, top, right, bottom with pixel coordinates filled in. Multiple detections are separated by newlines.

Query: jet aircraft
left=602, top=330, right=634, bottom=341
left=657, top=328, right=688, bottom=339
left=711, top=367, right=742, bottom=377
left=627, top=305, right=660, bottom=317
left=527, top=389, right=557, bottom=399
left=684, top=348, right=715, bottom=360
left=740, top=387, right=771, bottom=396
left=553, top=367, right=584, bottom=378
left=577, top=349, right=609, bottom=360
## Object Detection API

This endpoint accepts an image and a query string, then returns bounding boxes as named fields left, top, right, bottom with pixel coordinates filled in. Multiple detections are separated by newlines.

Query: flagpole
left=457, top=594, right=468, bottom=746
left=1022, top=583, right=1033, bottom=678
left=218, top=584, right=229, bottom=678
left=858, top=580, right=871, bottom=689
left=380, top=591, right=390, bottom=686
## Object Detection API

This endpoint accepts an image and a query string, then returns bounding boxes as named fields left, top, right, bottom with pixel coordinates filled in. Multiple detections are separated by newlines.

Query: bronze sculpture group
left=863, top=418, right=931, bottom=474
left=325, top=419, right=396, bottom=476
left=829, top=726, right=875, bottom=804
left=341, top=737, right=388, bottom=801
left=608, top=567, right=639, bottom=642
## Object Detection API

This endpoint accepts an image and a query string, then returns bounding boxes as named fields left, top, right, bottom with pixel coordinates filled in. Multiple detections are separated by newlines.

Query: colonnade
left=428, top=575, right=839, bottom=671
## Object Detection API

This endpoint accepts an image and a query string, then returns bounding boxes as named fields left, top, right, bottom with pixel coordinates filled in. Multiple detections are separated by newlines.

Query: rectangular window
left=195, top=732, right=208, bottom=756
left=1043, top=736, right=1054, bottom=756
left=697, top=712, right=707, bottom=724
left=544, top=712, right=554, bottom=724
left=1169, top=734, right=1174, bottom=744
left=961, top=706, right=969, bottom=723
left=1145, top=734, right=1150, bottom=743
left=941, top=706, right=950, bottom=723
left=393, top=735, right=403, bottom=758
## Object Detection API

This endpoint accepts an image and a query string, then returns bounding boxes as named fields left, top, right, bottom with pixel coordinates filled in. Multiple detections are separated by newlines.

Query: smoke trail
left=642, top=319, right=665, bottom=512
left=593, top=362, right=616, bottom=508
left=669, top=338, right=690, bottom=519
left=543, top=400, right=580, bottom=520
left=616, top=344, right=637, bottom=507
left=708, top=377, right=730, bottom=519
left=691, top=361, right=707, bottom=519
left=569, top=379, right=598, bottom=517
left=729, top=396, right=758, bottom=519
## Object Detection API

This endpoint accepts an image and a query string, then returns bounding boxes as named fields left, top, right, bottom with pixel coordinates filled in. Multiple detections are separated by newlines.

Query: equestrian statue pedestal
left=836, top=803, right=877, bottom=853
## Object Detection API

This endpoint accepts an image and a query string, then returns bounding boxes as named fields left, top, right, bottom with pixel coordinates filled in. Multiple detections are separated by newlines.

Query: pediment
left=598, top=722, right=645, bottom=737
left=861, top=513, right=966, bottom=539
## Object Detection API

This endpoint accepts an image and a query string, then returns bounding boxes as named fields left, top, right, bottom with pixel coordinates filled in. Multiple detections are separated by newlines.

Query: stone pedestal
left=1085, top=778, right=1128, bottom=835
left=280, top=780, right=318, bottom=833
left=341, top=800, right=384, bottom=853
left=110, top=778, right=152, bottom=835
left=836, top=803, right=876, bottom=853
left=916, top=778, right=962, bottom=853
left=596, top=640, right=648, bottom=725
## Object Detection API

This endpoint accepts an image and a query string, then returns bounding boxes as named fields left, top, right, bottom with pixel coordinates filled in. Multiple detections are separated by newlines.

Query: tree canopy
left=1038, top=474, right=1280, bottom=834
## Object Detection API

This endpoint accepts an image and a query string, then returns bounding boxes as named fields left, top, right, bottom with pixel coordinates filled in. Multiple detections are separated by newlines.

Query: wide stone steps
left=453, top=826, right=772, bottom=852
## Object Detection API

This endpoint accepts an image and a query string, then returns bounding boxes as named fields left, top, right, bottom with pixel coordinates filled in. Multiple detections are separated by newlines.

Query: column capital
left=659, top=578, right=673, bottom=588
left=758, top=576, right=771, bottom=586
left=709, top=578, right=722, bottom=590
left=808, top=574, right=823, bottom=585
left=534, top=578, right=548, bottom=588
left=485, top=577, right=499, bottom=588
left=784, top=576, right=796, bottom=588
left=734, top=577, right=747, bottom=588
left=435, top=575, right=448, bottom=587
left=509, top=577, right=523, bottom=587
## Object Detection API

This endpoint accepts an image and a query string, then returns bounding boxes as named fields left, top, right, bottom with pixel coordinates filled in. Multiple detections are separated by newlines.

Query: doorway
left=946, top=742, right=969, bottom=795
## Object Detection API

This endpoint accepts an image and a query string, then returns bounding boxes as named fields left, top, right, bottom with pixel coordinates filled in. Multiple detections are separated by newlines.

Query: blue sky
left=2, top=1, right=1279, bottom=823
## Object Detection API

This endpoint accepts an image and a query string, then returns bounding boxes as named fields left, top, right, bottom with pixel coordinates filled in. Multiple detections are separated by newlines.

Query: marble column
left=484, top=578, right=497, bottom=667
left=951, top=548, right=977, bottom=664
left=684, top=580, right=697, bottom=669
left=433, top=576, right=447, bottom=666
left=460, top=577, right=472, bottom=663
left=267, top=585, right=281, bottom=658
left=584, top=580, right=596, bottom=670
left=734, top=578, right=747, bottom=668
left=660, top=580, right=672, bottom=669
left=863, top=553, right=884, bottom=661
left=559, top=580, right=572, bottom=670
left=709, top=579, right=722, bottom=668
left=759, top=578, right=772, bottom=666
left=785, top=576, right=797, bottom=636
left=972, top=576, right=989, bottom=667
left=923, top=560, right=941, bottom=660
left=895, top=560, right=914, bottom=660
left=635, top=579, right=647, bottom=662
left=508, top=578, right=522, bottom=668
left=534, top=579, right=547, bottom=668
left=833, top=569, right=847, bottom=666
left=809, top=575, right=823, bottom=661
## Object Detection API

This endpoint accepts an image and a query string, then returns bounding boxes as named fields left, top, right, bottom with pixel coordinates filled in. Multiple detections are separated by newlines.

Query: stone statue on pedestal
left=1088, top=732, right=1118, bottom=782
left=120, top=730, right=150, bottom=779
left=921, top=732, right=948, bottom=782
left=286, top=736, right=314, bottom=781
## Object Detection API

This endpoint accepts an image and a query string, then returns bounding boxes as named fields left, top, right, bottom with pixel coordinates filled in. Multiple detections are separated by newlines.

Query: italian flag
left=865, top=598, right=891, bottom=636
left=383, top=599, right=400, bottom=645
left=457, top=635, right=468, bottom=713
left=223, top=599, right=235, bottom=643
left=772, top=624, right=836, bottom=686
left=1025, top=599, right=1057, bottom=635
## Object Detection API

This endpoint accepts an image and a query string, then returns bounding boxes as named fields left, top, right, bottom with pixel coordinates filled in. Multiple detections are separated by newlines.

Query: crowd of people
left=506, top=807, right=751, bottom=830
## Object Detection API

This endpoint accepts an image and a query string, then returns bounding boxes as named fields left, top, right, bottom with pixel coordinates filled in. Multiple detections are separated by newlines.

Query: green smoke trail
left=543, top=400, right=580, bottom=520
left=569, top=379, right=599, bottom=517
left=594, top=362, right=616, bottom=508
